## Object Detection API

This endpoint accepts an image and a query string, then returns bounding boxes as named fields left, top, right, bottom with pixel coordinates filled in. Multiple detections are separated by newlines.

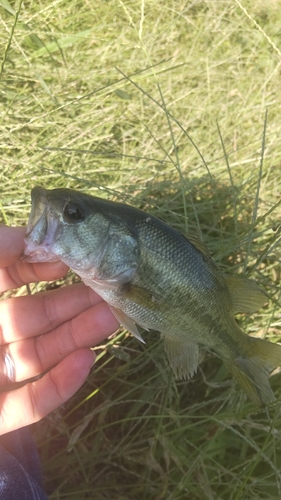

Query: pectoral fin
left=224, top=274, right=268, bottom=313
left=109, top=306, right=146, bottom=344
left=163, top=335, right=199, bottom=379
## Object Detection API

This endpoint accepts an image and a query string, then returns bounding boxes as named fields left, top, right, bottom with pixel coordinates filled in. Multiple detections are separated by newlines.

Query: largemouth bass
left=23, top=186, right=281, bottom=405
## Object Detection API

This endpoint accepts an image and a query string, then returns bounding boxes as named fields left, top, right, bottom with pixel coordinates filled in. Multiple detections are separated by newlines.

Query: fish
left=23, top=186, right=281, bottom=405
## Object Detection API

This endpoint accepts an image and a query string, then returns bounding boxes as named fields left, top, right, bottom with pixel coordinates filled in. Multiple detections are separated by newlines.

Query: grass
left=1, top=0, right=281, bottom=498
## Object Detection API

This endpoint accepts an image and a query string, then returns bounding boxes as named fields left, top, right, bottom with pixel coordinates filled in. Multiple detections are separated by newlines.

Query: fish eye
left=63, top=202, right=85, bottom=223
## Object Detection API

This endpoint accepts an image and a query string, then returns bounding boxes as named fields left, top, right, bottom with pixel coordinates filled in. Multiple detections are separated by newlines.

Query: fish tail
left=225, top=336, right=281, bottom=406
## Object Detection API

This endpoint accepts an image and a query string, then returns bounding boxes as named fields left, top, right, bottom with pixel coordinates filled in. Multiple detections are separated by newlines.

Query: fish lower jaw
left=22, top=240, right=60, bottom=263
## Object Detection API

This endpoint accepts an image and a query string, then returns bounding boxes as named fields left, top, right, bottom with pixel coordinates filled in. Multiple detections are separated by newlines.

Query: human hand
left=0, top=225, right=119, bottom=435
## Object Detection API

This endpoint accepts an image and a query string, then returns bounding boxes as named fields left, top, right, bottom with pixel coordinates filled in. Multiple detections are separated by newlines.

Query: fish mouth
left=22, top=186, right=61, bottom=263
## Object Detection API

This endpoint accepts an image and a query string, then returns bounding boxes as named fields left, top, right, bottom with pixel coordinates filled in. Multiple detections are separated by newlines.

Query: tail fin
left=225, top=337, right=281, bottom=405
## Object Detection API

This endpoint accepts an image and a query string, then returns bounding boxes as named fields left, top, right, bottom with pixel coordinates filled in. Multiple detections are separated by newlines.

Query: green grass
left=1, top=0, right=281, bottom=498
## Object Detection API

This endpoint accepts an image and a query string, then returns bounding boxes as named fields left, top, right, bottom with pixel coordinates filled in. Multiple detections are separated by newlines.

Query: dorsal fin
left=224, top=274, right=268, bottom=313
left=182, top=233, right=212, bottom=258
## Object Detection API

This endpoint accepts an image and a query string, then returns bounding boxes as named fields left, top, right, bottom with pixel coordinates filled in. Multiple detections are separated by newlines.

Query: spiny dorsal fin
left=163, top=335, right=199, bottom=379
left=182, top=233, right=212, bottom=258
left=224, top=274, right=268, bottom=313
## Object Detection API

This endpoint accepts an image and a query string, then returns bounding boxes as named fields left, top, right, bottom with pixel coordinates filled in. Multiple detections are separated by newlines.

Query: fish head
left=23, top=186, right=139, bottom=286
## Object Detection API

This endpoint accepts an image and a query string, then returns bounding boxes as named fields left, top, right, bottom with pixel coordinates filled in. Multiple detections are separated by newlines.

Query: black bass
left=23, top=186, right=281, bottom=405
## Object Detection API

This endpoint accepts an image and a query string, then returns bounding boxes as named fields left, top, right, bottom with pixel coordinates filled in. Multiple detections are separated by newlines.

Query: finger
left=0, top=226, right=26, bottom=267
left=0, top=259, right=69, bottom=293
left=0, top=349, right=95, bottom=436
left=3, top=300, right=119, bottom=382
left=0, top=282, right=104, bottom=343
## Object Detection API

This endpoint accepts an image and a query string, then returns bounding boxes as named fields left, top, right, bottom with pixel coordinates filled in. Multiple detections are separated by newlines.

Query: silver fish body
left=23, top=186, right=281, bottom=405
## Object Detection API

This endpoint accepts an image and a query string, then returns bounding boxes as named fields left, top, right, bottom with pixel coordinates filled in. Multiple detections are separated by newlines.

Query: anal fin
left=163, top=335, right=199, bottom=379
